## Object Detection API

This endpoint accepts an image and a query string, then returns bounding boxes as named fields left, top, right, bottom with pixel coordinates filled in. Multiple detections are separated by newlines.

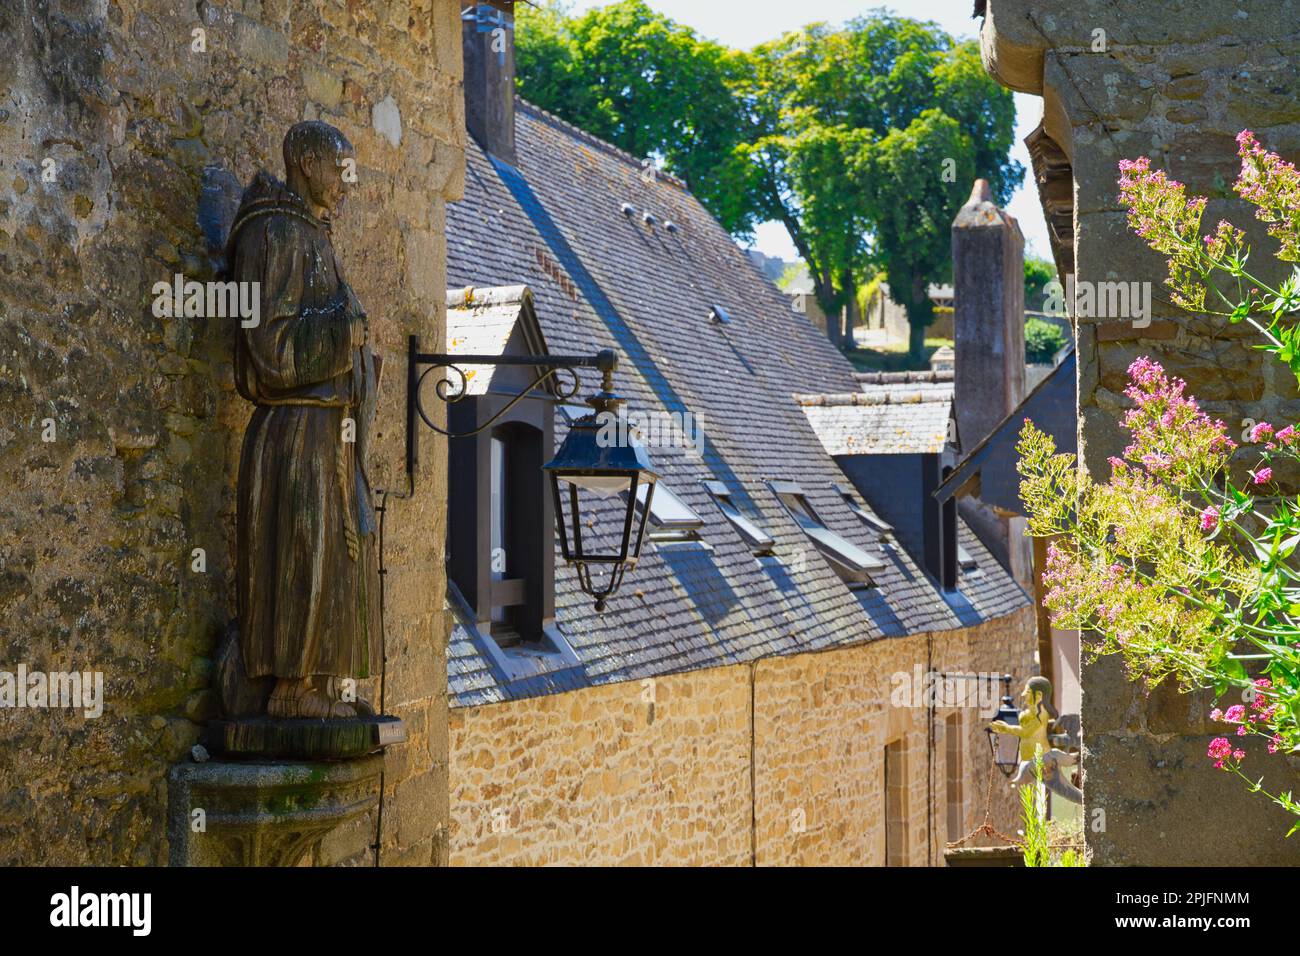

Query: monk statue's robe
left=227, top=171, right=380, bottom=686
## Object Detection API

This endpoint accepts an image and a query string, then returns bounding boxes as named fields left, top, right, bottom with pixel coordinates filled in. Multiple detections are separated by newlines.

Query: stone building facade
left=0, top=0, right=464, bottom=865
left=450, top=613, right=1034, bottom=866
left=982, top=0, right=1300, bottom=863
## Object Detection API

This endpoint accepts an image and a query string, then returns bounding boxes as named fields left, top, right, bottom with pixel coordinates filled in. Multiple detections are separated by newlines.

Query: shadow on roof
left=655, top=544, right=742, bottom=627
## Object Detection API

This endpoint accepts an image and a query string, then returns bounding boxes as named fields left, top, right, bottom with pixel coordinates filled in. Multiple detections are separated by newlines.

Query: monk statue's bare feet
left=268, top=677, right=357, bottom=719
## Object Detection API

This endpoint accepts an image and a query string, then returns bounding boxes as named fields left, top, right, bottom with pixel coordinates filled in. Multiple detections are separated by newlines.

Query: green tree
left=517, top=4, right=1022, bottom=357
left=1024, top=317, right=1066, bottom=364
left=746, top=14, right=1022, bottom=356
left=1024, top=254, right=1057, bottom=312
left=516, top=0, right=760, bottom=235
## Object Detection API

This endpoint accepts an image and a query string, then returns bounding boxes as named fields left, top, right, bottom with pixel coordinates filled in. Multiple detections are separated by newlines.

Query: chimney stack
left=952, top=178, right=1025, bottom=450
left=951, top=178, right=1029, bottom=582
left=462, top=1, right=517, bottom=166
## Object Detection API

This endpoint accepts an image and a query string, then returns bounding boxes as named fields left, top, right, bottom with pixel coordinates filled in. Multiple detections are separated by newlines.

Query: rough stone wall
left=448, top=608, right=1036, bottom=866
left=448, top=665, right=755, bottom=866
left=0, top=0, right=464, bottom=865
left=755, top=611, right=1035, bottom=865
left=982, top=0, right=1300, bottom=863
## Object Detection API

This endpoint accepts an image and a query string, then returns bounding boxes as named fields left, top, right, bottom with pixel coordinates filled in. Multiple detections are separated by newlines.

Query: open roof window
left=634, top=482, right=705, bottom=543
left=701, top=480, right=775, bottom=554
left=770, top=481, right=884, bottom=588
left=834, top=483, right=893, bottom=537
left=957, top=542, right=978, bottom=573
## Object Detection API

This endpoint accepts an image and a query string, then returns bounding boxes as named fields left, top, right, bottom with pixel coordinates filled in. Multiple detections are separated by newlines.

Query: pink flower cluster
left=1199, top=505, right=1219, bottom=531
left=1210, top=679, right=1282, bottom=752
left=1207, top=737, right=1246, bottom=770
left=1117, top=157, right=1210, bottom=310
left=1202, top=218, right=1247, bottom=261
left=1265, top=424, right=1299, bottom=451
left=1118, top=157, right=1207, bottom=250
left=1120, top=358, right=1235, bottom=482
left=1235, top=130, right=1300, bottom=261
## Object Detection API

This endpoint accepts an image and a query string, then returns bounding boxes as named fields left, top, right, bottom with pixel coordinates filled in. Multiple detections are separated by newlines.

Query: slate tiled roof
left=444, top=99, right=1029, bottom=708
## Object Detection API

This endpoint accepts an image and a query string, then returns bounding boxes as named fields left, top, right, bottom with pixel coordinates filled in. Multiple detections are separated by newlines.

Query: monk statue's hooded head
left=283, top=120, right=355, bottom=220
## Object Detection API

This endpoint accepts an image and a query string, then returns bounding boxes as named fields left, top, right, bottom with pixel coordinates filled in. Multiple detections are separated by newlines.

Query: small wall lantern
left=987, top=674, right=1021, bottom=777
left=408, top=337, right=656, bottom=612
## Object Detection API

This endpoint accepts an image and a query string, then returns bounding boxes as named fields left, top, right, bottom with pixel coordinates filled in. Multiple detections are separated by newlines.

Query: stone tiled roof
left=796, top=377, right=955, bottom=455
left=444, top=98, right=1029, bottom=707
left=445, top=285, right=536, bottom=395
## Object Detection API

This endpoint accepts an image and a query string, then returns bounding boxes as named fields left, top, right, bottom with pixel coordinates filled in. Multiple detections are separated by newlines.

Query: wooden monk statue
left=228, top=121, right=380, bottom=719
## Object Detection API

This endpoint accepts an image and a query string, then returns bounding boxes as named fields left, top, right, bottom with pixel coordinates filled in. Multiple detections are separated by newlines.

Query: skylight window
left=634, top=482, right=705, bottom=543
left=834, top=483, right=893, bottom=537
left=701, top=480, right=774, bottom=554
left=957, top=543, right=978, bottom=572
left=770, top=481, right=884, bottom=588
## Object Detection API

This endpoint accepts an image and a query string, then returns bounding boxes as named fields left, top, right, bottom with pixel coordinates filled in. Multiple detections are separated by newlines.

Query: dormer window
left=769, top=480, right=884, bottom=588
left=701, top=480, right=774, bottom=554
left=452, top=418, right=552, bottom=646
left=957, top=543, right=979, bottom=574
left=445, top=286, right=559, bottom=649
left=634, top=482, right=705, bottom=543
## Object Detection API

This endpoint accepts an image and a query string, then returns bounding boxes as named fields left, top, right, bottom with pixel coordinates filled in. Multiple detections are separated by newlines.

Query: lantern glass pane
left=557, top=472, right=633, bottom=499
left=995, top=732, right=1021, bottom=770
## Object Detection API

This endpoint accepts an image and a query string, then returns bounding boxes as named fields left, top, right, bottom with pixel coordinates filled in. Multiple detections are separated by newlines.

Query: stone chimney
left=462, top=1, right=517, bottom=166
left=951, top=178, right=1029, bottom=583
left=952, top=178, right=1026, bottom=449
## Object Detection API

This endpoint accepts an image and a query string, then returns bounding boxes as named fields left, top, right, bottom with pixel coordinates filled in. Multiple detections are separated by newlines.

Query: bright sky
left=561, top=0, right=1051, bottom=263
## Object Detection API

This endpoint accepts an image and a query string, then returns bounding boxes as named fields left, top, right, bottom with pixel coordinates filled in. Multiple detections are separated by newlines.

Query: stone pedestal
left=168, top=756, right=383, bottom=867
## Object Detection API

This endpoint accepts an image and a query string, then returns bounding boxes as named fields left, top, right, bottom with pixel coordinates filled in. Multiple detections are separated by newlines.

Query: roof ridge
left=853, top=369, right=954, bottom=384
left=793, top=390, right=951, bottom=407
left=516, top=96, right=689, bottom=190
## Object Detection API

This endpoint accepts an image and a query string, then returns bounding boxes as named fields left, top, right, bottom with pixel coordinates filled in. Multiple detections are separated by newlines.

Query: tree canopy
left=516, top=2, right=1023, bottom=357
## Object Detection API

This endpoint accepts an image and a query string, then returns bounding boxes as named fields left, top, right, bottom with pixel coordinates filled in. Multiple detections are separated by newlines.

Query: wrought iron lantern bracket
left=405, top=334, right=617, bottom=479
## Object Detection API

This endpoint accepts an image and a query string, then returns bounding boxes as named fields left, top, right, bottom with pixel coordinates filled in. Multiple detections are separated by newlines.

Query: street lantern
left=987, top=675, right=1022, bottom=777
left=544, top=355, right=657, bottom=611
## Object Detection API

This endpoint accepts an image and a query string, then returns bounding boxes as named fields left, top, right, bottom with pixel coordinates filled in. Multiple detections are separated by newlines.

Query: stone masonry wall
left=755, top=611, right=1035, bottom=866
left=448, top=607, right=1036, bottom=866
left=983, top=0, right=1300, bottom=863
left=0, top=0, right=464, bottom=865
